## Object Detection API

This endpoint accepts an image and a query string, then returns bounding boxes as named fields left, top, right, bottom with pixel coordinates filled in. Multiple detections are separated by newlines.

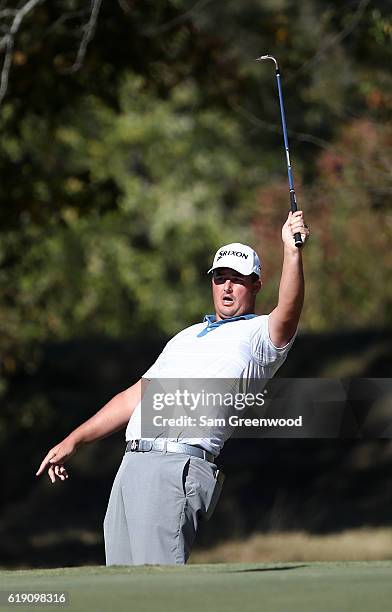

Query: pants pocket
left=181, top=457, right=191, bottom=496
left=204, top=469, right=225, bottom=521
left=184, top=457, right=225, bottom=521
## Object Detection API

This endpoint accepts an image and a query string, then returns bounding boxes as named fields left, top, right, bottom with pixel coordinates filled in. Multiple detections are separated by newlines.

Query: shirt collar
left=197, top=313, right=257, bottom=337
left=203, top=313, right=257, bottom=324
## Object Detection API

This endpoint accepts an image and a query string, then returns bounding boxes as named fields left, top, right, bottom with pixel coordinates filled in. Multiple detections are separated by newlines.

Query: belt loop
left=162, top=439, right=168, bottom=454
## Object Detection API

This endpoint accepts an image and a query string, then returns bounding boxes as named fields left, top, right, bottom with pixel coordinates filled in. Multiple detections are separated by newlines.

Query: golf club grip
left=290, top=190, right=303, bottom=248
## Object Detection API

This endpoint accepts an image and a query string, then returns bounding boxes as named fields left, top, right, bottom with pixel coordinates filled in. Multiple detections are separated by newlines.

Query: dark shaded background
left=1, top=329, right=391, bottom=568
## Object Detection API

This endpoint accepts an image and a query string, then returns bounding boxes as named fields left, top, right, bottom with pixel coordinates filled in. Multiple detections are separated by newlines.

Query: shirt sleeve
left=250, top=314, right=297, bottom=367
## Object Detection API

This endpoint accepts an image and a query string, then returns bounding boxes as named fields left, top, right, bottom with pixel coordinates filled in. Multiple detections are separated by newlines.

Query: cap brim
left=207, top=262, right=257, bottom=276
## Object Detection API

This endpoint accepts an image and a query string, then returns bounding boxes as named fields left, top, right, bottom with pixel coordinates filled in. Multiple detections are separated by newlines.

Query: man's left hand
left=282, top=210, right=310, bottom=251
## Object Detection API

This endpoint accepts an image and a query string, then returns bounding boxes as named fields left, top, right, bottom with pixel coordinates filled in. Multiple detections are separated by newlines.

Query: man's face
left=211, top=267, right=261, bottom=321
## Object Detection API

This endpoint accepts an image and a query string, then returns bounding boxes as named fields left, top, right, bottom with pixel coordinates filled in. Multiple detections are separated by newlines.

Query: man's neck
left=213, top=311, right=256, bottom=322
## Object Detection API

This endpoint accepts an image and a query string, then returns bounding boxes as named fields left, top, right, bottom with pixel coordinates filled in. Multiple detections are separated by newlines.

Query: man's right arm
left=35, top=379, right=144, bottom=483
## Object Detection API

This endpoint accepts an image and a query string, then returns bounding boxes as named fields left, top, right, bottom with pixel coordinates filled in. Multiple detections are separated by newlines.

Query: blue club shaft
left=256, top=55, right=303, bottom=247
left=276, top=71, right=294, bottom=191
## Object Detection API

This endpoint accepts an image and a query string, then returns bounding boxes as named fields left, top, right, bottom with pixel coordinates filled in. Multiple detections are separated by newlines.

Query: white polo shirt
left=125, top=313, right=296, bottom=456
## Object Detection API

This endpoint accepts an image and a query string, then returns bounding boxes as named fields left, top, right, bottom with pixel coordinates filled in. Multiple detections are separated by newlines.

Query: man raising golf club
left=36, top=209, right=309, bottom=565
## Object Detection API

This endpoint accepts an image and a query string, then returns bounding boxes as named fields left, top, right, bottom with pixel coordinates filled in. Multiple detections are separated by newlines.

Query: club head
left=254, top=55, right=279, bottom=70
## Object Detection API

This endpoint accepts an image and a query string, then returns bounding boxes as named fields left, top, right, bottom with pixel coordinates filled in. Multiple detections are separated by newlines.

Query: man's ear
left=253, top=279, right=262, bottom=295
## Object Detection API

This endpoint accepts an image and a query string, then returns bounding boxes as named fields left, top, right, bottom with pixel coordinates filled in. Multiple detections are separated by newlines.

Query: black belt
left=126, top=439, right=215, bottom=463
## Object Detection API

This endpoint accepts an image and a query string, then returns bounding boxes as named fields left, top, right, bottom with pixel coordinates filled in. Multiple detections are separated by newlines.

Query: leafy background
left=0, top=0, right=391, bottom=567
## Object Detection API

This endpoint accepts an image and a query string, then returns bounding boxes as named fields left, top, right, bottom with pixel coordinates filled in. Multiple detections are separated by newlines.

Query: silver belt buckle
left=130, top=439, right=139, bottom=451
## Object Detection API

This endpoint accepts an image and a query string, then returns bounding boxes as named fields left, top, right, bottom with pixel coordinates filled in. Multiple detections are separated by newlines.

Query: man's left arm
left=269, top=210, right=310, bottom=348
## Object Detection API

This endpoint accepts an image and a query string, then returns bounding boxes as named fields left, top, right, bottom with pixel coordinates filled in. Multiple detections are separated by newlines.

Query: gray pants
left=103, top=449, right=223, bottom=565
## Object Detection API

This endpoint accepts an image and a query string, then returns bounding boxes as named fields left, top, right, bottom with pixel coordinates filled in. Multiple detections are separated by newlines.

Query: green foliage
left=0, top=0, right=391, bottom=379
left=0, top=75, right=257, bottom=372
left=302, top=119, right=392, bottom=330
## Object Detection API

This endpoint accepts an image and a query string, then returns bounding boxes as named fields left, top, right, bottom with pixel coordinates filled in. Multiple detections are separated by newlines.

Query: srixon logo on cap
left=217, top=250, right=249, bottom=261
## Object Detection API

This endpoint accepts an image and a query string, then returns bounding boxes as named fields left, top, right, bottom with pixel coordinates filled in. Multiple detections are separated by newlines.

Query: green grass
left=1, top=562, right=391, bottom=612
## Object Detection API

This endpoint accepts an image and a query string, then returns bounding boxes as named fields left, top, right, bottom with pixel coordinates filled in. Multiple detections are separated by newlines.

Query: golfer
left=36, top=210, right=309, bottom=565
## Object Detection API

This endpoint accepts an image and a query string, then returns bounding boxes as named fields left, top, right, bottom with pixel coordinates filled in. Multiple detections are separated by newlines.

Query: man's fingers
left=36, top=452, right=55, bottom=476
left=36, top=448, right=69, bottom=480
left=36, top=447, right=67, bottom=475
left=35, top=464, right=44, bottom=477
left=48, top=464, right=56, bottom=483
left=291, top=223, right=307, bottom=233
left=36, top=461, right=69, bottom=483
left=287, top=210, right=310, bottom=244
left=287, top=211, right=306, bottom=226
left=54, top=465, right=68, bottom=481
left=290, top=214, right=308, bottom=231
left=48, top=464, right=65, bottom=483
left=36, top=439, right=74, bottom=481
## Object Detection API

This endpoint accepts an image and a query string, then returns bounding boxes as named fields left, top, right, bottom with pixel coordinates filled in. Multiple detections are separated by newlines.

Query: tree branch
left=0, top=0, right=103, bottom=102
left=142, top=0, right=214, bottom=37
left=117, top=0, right=132, bottom=16
left=232, top=101, right=392, bottom=188
left=0, top=0, right=45, bottom=105
left=287, top=0, right=371, bottom=82
left=68, top=0, right=103, bottom=73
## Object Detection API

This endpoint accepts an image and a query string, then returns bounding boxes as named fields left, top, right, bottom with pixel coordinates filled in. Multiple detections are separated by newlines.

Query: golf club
left=255, top=54, right=303, bottom=247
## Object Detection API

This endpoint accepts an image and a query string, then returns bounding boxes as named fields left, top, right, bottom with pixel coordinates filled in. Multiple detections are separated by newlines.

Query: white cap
left=207, top=242, right=261, bottom=277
